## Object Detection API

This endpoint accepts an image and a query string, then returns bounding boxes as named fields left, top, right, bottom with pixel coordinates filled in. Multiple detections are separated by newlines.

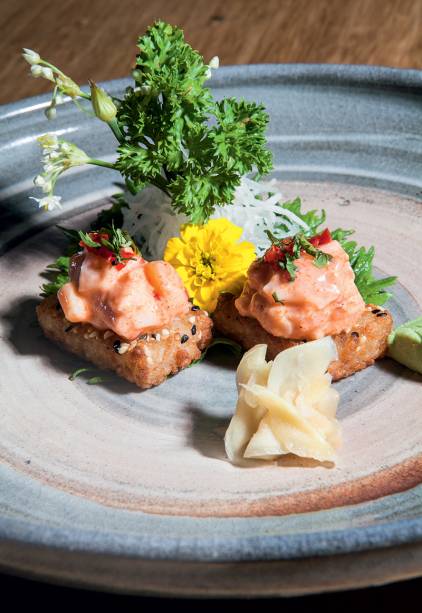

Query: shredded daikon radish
left=123, top=177, right=309, bottom=260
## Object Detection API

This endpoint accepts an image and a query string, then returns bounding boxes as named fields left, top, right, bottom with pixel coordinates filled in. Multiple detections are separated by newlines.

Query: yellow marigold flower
left=164, top=218, right=256, bottom=312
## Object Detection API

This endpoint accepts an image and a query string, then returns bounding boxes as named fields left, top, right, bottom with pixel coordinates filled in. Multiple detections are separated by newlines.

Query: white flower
left=33, top=175, right=51, bottom=192
left=30, top=195, right=62, bottom=211
left=22, top=48, right=40, bottom=65
left=205, top=56, right=220, bottom=79
left=38, top=133, right=59, bottom=150
left=30, top=65, right=43, bottom=78
left=33, top=175, right=45, bottom=187
left=209, top=56, right=219, bottom=69
left=32, top=135, right=90, bottom=212
left=41, top=67, right=54, bottom=81
left=44, top=106, right=57, bottom=120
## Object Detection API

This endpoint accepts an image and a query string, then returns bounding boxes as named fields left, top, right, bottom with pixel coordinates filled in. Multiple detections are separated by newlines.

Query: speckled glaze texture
left=1, top=65, right=422, bottom=596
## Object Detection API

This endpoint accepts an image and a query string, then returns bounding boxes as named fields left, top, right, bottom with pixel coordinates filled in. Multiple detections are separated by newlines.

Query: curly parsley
left=27, top=21, right=273, bottom=224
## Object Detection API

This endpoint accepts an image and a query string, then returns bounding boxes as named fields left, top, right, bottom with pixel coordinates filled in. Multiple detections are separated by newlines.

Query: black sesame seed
left=351, top=331, right=359, bottom=338
left=372, top=309, right=381, bottom=314
left=65, top=325, right=74, bottom=333
left=113, top=340, right=121, bottom=353
left=181, top=334, right=189, bottom=344
left=151, top=333, right=156, bottom=340
left=376, top=312, right=388, bottom=317
left=191, top=305, right=200, bottom=311
left=138, top=334, right=148, bottom=340
left=191, top=325, right=197, bottom=335
left=137, top=213, right=142, bottom=219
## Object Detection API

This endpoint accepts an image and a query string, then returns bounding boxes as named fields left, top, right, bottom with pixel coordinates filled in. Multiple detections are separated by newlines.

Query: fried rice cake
left=213, top=293, right=393, bottom=381
left=37, top=295, right=213, bottom=389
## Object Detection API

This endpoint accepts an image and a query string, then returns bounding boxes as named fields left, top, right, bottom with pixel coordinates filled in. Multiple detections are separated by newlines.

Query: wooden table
left=2, top=0, right=422, bottom=105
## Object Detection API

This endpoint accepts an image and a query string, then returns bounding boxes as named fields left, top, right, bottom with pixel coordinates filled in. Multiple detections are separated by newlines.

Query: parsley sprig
left=27, top=21, right=272, bottom=223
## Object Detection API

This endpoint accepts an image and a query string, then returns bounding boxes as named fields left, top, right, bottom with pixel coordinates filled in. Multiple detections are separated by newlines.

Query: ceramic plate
left=1, top=65, right=422, bottom=597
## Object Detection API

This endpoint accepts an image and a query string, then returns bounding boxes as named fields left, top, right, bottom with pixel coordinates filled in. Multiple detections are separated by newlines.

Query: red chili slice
left=309, top=228, right=331, bottom=247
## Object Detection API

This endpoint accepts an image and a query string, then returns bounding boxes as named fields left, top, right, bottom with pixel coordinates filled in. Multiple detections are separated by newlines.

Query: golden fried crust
left=213, top=294, right=393, bottom=381
left=37, top=296, right=213, bottom=389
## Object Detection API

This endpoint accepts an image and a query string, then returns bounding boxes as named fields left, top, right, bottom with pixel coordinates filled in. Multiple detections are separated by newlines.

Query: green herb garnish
left=189, top=337, right=243, bottom=367
left=86, top=376, right=107, bottom=385
left=69, top=367, right=91, bottom=381
left=41, top=255, right=70, bottom=296
left=25, top=21, right=273, bottom=223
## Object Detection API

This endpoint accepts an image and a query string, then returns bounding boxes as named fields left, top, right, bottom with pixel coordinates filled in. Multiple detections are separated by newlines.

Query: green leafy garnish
left=189, top=337, right=243, bottom=367
left=277, top=197, right=326, bottom=235
left=276, top=197, right=396, bottom=305
left=68, top=368, right=107, bottom=384
left=86, top=376, right=107, bottom=385
left=69, top=367, right=90, bottom=381
left=91, top=193, right=128, bottom=230
left=338, top=239, right=397, bottom=305
left=41, top=255, right=70, bottom=296
left=115, top=22, right=272, bottom=223
left=27, top=21, right=273, bottom=223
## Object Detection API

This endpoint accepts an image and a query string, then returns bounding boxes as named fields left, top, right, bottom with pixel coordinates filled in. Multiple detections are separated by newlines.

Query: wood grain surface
left=2, top=0, right=422, bottom=105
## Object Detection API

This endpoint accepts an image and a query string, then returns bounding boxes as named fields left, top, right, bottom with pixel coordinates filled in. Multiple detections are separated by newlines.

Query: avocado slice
left=388, top=317, right=422, bottom=374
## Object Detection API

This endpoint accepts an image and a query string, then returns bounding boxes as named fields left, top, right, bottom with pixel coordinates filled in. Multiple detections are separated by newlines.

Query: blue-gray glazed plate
left=1, top=65, right=422, bottom=597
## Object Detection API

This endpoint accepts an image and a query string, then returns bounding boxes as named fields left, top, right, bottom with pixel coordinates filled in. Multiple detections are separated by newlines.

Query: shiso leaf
left=189, top=337, right=243, bottom=367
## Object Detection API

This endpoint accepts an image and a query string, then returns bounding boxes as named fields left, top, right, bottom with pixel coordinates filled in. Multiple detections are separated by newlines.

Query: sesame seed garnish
left=138, top=334, right=148, bottom=340
left=376, top=312, right=388, bottom=317
left=191, top=325, right=197, bottom=335
left=65, top=325, right=74, bottom=333
left=151, top=333, right=157, bottom=340
left=351, top=331, right=359, bottom=338
left=372, top=309, right=381, bottom=314
left=88, top=331, right=97, bottom=339
left=113, top=340, right=121, bottom=353
left=181, top=334, right=189, bottom=344
left=161, top=328, right=170, bottom=337
left=155, top=333, right=161, bottom=342
left=104, top=330, right=113, bottom=339
left=188, top=316, right=196, bottom=324
left=191, top=305, right=200, bottom=311
left=117, top=342, right=130, bottom=354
